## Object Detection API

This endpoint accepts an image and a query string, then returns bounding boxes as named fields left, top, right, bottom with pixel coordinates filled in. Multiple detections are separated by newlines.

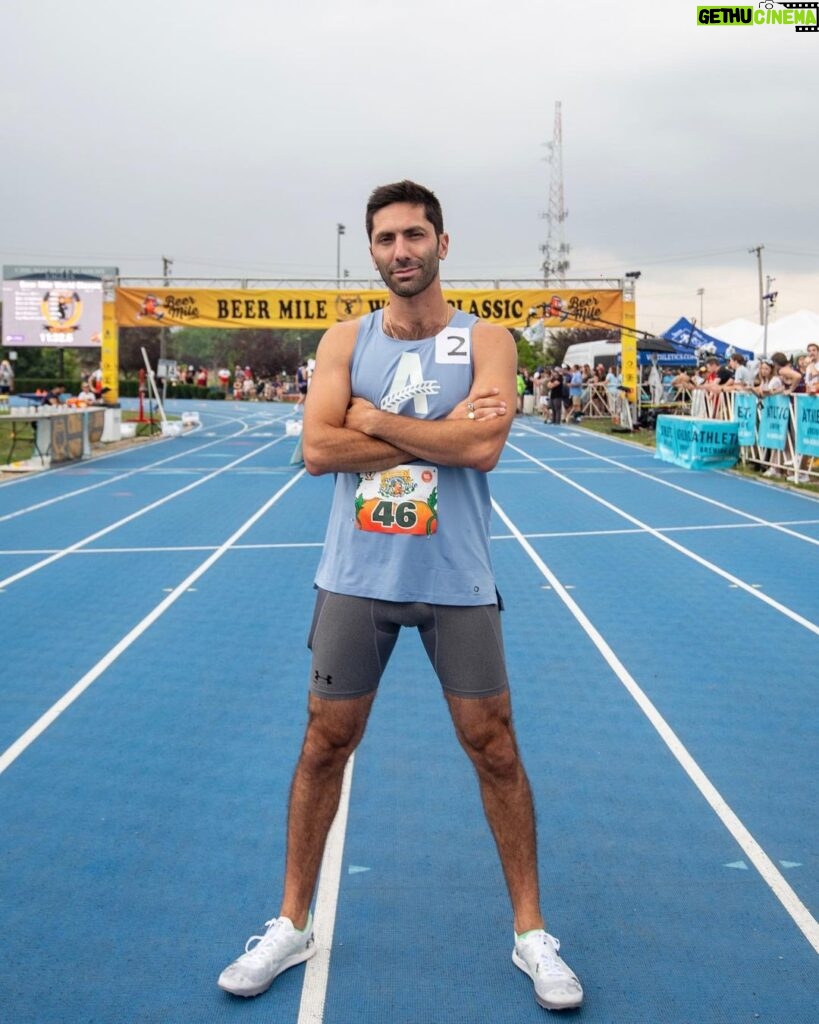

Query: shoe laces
left=532, top=934, right=570, bottom=978
left=243, top=918, right=286, bottom=962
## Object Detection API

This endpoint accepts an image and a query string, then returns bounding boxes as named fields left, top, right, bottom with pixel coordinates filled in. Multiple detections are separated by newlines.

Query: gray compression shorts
left=307, top=587, right=509, bottom=700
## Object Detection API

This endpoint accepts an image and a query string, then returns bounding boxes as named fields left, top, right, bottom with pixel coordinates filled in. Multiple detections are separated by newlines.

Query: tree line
left=0, top=293, right=613, bottom=382
left=118, top=326, right=318, bottom=377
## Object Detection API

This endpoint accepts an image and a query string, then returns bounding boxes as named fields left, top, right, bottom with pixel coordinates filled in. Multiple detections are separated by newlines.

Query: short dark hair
left=365, top=180, right=444, bottom=241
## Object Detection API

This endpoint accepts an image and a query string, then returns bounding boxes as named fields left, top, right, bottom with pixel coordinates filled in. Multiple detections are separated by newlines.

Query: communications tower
left=540, top=101, right=570, bottom=285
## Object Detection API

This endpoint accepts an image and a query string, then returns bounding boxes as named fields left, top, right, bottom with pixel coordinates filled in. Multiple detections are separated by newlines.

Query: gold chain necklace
left=382, top=305, right=454, bottom=341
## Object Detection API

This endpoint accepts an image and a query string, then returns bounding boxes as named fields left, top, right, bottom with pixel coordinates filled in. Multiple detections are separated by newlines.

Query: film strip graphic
left=777, top=2, right=819, bottom=31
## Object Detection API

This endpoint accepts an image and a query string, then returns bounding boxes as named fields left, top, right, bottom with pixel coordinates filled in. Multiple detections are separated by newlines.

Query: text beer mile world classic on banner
left=114, top=287, right=623, bottom=331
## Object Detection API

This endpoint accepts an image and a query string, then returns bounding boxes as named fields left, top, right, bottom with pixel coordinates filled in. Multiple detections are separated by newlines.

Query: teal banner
left=758, top=394, right=790, bottom=450
left=655, top=415, right=739, bottom=470
left=794, top=394, right=819, bottom=458
left=732, top=392, right=758, bottom=446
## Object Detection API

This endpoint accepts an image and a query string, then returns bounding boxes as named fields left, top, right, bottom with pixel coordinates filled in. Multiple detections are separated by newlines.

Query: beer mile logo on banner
left=115, top=287, right=623, bottom=332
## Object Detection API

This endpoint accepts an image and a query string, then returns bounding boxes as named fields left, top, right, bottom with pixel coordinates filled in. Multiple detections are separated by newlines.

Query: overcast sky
left=2, top=0, right=817, bottom=334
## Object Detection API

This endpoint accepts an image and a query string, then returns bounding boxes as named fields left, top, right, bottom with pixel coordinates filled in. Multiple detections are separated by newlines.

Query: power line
left=766, top=247, right=819, bottom=259
left=570, top=247, right=747, bottom=275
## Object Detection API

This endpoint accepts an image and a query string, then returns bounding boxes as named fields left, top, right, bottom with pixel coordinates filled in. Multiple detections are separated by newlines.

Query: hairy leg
left=446, top=691, right=544, bottom=934
left=280, top=691, right=376, bottom=928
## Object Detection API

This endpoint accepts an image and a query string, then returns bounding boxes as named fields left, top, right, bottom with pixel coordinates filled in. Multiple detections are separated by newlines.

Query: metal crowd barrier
left=692, top=390, right=815, bottom=484
left=526, top=373, right=814, bottom=484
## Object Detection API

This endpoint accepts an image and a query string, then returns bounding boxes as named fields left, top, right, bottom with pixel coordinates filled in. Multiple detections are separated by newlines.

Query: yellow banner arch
left=115, top=287, right=622, bottom=332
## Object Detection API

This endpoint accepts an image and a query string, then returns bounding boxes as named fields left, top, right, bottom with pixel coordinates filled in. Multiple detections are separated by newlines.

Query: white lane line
left=0, top=469, right=306, bottom=778
left=0, top=405, right=282, bottom=491
left=297, top=755, right=355, bottom=1024
left=7, top=518, right=819, bottom=562
left=0, top=434, right=296, bottom=591
left=70, top=541, right=325, bottom=553
left=504, top=441, right=819, bottom=637
left=519, top=424, right=819, bottom=548
left=0, top=428, right=240, bottom=521
left=489, top=519, right=819, bottom=542
left=0, top=413, right=294, bottom=524
left=0, top=542, right=326, bottom=557
left=492, top=497, right=819, bottom=954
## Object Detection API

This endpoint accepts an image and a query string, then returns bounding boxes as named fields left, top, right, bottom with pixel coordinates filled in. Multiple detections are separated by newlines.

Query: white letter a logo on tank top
left=380, top=352, right=440, bottom=415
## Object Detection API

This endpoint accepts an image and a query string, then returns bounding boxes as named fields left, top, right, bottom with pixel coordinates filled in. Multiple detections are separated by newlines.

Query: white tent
left=707, top=318, right=762, bottom=350
left=766, top=310, right=819, bottom=356
left=708, top=310, right=819, bottom=357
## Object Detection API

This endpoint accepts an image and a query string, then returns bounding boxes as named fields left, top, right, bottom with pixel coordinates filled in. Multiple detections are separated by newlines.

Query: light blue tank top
left=314, top=309, right=497, bottom=605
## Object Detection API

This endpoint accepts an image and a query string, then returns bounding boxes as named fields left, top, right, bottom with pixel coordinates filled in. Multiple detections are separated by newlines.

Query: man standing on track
left=217, top=180, right=584, bottom=1013
left=295, top=360, right=310, bottom=412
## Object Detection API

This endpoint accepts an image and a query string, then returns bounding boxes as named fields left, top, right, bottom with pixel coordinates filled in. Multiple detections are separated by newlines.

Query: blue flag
left=732, top=393, right=758, bottom=447
left=655, top=415, right=739, bottom=470
left=794, top=394, right=819, bottom=458
left=757, top=394, right=790, bottom=450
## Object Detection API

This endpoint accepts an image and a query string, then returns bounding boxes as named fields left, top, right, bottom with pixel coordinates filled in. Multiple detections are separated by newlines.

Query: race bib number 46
left=355, top=465, right=438, bottom=536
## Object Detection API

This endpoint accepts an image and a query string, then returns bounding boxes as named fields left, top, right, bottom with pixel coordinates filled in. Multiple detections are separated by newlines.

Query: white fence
left=692, top=391, right=816, bottom=484
left=530, top=378, right=816, bottom=485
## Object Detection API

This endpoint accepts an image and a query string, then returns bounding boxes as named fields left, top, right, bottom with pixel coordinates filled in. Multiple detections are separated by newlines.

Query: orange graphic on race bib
left=355, top=493, right=437, bottom=535
left=355, top=465, right=438, bottom=536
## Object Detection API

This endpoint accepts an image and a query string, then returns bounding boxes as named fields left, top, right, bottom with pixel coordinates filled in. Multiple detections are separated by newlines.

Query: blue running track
left=1, top=401, right=816, bottom=1023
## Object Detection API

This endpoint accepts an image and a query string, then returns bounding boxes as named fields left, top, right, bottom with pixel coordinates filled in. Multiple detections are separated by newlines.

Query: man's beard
left=375, top=251, right=440, bottom=298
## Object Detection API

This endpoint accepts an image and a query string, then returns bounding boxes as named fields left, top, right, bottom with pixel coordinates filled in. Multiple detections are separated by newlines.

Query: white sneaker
left=218, top=914, right=316, bottom=997
left=513, top=930, right=583, bottom=1011
left=795, top=472, right=810, bottom=483
left=762, top=467, right=781, bottom=478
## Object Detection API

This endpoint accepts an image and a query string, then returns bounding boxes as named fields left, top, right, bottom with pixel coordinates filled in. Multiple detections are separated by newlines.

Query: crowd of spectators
left=519, top=345, right=819, bottom=435
left=227, top=364, right=298, bottom=402
left=160, top=363, right=304, bottom=402
left=655, top=346, right=818, bottom=402
left=525, top=363, right=623, bottom=424
left=17, top=369, right=109, bottom=408
left=655, top=346, right=818, bottom=482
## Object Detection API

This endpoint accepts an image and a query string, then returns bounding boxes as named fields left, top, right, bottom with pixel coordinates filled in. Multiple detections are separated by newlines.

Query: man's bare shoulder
left=472, top=319, right=515, bottom=341
left=316, top=317, right=361, bottom=360
left=471, top=320, right=517, bottom=355
left=320, top=317, right=361, bottom=344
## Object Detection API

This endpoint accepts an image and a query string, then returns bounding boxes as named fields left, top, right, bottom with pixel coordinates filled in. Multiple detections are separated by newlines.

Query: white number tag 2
left=435, top=327, right=471, bottom=365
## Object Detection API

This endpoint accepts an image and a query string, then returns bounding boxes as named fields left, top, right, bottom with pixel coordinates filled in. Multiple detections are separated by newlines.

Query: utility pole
left=336, top=224, right=345, bottom=287
left=160, top=256, right=173, bottom=402
left=160, top=256, right=173, bottom=361
left=762, top=276, right=777, bottom=358
left=697, top=287, right=705, bottom=327
left=748, top=244, right=764, bottom=325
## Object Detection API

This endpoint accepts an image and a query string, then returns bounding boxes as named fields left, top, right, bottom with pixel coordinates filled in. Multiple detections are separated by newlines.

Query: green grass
left=3, top=411, right=815, bottom=492
left=0, top=408, right=177, bottom=465
left=571, top=418, right=817, bottom=491
left=121, top=410, right=165, bottom=437
left=572, top=417, right=655, bottom=448
left=0, top=417, right=34, bottom=463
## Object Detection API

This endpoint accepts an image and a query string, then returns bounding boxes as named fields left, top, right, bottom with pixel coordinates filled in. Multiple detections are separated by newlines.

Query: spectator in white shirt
left=726, top=353, right=753, bottom=389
